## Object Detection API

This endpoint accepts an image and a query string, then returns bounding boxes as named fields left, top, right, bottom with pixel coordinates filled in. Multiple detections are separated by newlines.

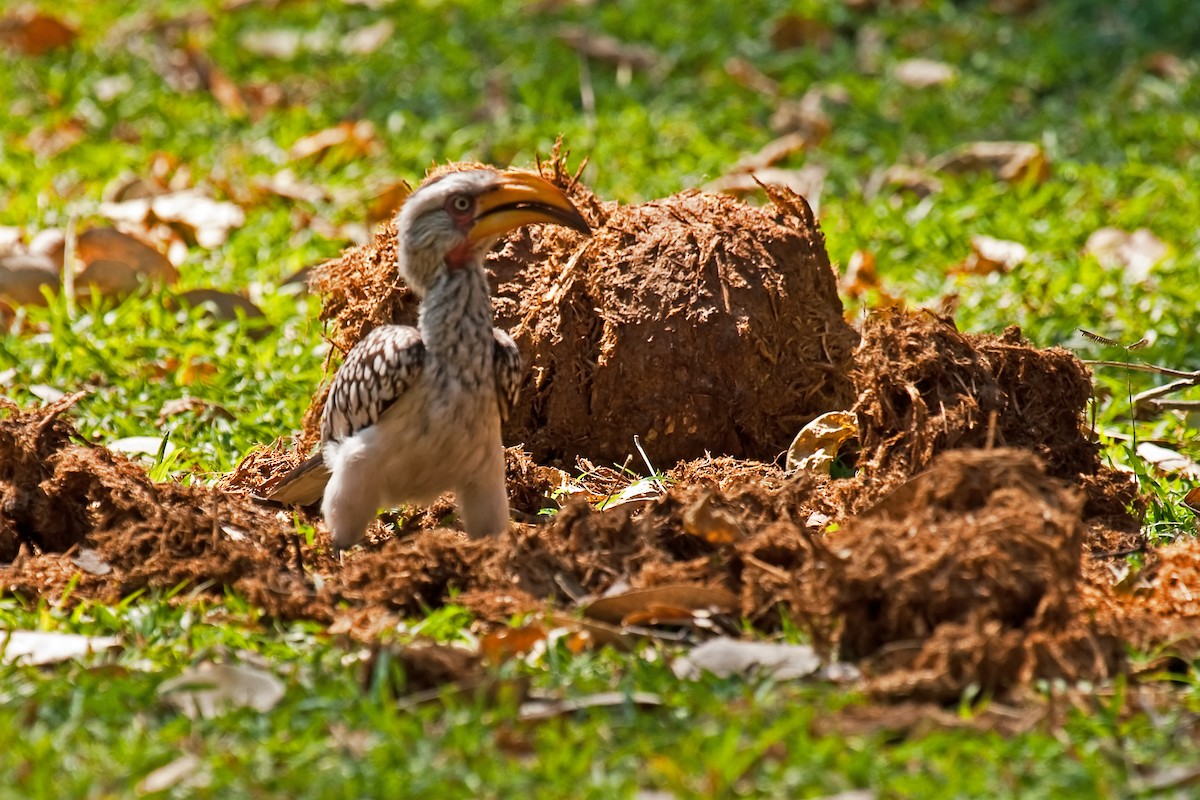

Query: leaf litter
left=0, top=156, right=1191, bottom=717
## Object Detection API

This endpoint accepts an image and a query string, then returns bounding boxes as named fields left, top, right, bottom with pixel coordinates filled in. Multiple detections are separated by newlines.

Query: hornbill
left=268, top=169, right=590, bottom=550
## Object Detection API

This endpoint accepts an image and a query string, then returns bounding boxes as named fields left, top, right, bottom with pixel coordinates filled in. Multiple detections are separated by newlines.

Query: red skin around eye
left=443, top=196, right=476, bottom=269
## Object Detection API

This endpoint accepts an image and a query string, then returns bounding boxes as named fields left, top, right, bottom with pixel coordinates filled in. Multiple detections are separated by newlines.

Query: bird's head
left=396, top=168, right=591, bottom=296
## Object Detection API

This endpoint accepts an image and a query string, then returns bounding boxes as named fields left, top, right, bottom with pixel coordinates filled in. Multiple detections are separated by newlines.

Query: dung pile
left=799, top=448, right=1121, bottom=701
left=300, top=155, right=858, bottom=465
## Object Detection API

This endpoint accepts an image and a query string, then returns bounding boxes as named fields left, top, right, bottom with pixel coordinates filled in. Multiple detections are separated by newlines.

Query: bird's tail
left=258, top=453, right=331, bottom=507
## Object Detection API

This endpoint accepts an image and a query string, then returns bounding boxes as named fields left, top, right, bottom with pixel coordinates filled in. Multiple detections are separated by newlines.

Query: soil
left=2, top=156, right=1194, bottom=715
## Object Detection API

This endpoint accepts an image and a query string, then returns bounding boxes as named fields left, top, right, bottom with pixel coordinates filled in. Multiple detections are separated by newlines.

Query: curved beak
left=467, top=171, right=592, bottom=247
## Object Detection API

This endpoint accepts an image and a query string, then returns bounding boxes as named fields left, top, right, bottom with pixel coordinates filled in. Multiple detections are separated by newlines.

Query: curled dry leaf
left=177, top=289, right=266, bottom=323
left=0, top=253, right=58, bottom=305
left=158, top=662, right=285, bottom=719
left=1136, top=442, right=1200, bottom=479
left=952, top=234, right=1029, bottom=275
left=882, top=165, right=943, bottom=197
left=682, top=490, right=745, bottom=544
left=136, top=754, right=209, bottom=795
left=730, top=132, right=809, bottom=174
left=480, top=622, right=549, bottom=664
left=672, top=638, right=824, bottom=681
left=786, top=410, right=859, bottom=474
left=341, top=19, right=393, bottom=55
left=518, top=690, right=662, bottom=722
left=367, top=181, right=413, bottom=223
left=893, top=58, right=957, bottom=88
left=100, top=191, right=246, bottom=249
left=554, top=25, right=666, bottom=74
left=72, top=227, right=178, bottom=296
left=0, top=630, right=119, bottom=666
left=1182, top=486, right=1200, bottom=515
left=768, top=12, right=834, bottom=51
left=289, top=120, right=380, bottom=161
left=1084, top=227, right=1167, bottom=281
left=930, top=140, right=1050, bottom=183
left=705, top=166, right=827, bottom=210
left=0, top=11, right=77, bottom=56
left=582, top=585, right=739, bottom=626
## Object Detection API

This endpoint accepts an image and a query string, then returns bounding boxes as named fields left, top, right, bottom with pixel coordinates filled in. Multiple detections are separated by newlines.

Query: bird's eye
left=450, top=194, right=472, bottom=213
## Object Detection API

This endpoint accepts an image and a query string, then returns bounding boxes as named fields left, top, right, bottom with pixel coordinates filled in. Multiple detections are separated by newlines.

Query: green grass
left=2, top=0, right=1200, bottom=796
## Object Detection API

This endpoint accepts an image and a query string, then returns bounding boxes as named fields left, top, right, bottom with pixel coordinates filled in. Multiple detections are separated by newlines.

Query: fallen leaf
left=786, top=411, right=858, bottom=473
left=1084, top=227, right=1168, bottom=281
left=176, top=288, right=266, bottom=323
left=882, top=164, right=943, bottom=197
left=705, top=165, right=827, bottom=210
left=158, top=663, right=285, bottom=719
left=0, top=253, right=58, bottom=305
left=672, top=638, right=822, bottom=681
left=729, top=132, right=809, bottom=173
left=109, top=435, right=175, bottom=460
left=150, top=191, right=245, bottom=249
left=29, top=384, right=65, bottom=403
left=289, top=120, right=380, bottom=161
left=1145, top=52, right=1193, bottom=83
left=481, top=623, right=549, bottom=664
left=894, top=58, right=957, bottom=88
left=1183, top=486, right=1200, bottom=515
left=681, top=490, right=745, bottom=544
left=0, top=11, right=77, bottom=56
left=952, top=234, right=1029, bottom=275
left=769, top=13, right=833, bottom=51
left=70, top=548, right=113, bottom=576
left=770, top=86, right=838, bottom=141
left=1136, top=442, right=1200, bottom=479
left=136, top=754, right=209, bottom=794
left=930, top=140, right=1050, bottom=183
left=26, top=118, right=86, bottom=159
left=255, top=169, right=327, bottom=203
left=0, top=630, right=119, bottom=666
left=725, top=57, right=778, bottom=96
left=583, top=585, right=739, bottom=626
left=367, top=180, right=412, bottom=223
left=341, top=19, right=393, bottom=55
left=518, top=690, right=662, bottom=722
left=554, top=25, right=665, bottom=75
left=75, top=226, right=178, bottom=284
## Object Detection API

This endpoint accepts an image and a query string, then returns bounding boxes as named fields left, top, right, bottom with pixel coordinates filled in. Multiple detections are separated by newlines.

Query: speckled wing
left=493, top=328, right=522, bottom=422
left=322, top=325, right=427, bottom=443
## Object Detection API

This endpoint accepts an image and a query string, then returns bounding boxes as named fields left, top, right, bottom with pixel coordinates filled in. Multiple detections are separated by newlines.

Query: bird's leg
left=455, top=450, right=510, bottom=538
left=322, top=460, right=380, bottom=552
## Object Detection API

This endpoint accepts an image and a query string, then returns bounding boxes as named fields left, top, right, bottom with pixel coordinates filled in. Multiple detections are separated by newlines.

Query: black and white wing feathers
left=322, top=325, right=426, bottom=443
left=492, top=328, right=522, bottom=423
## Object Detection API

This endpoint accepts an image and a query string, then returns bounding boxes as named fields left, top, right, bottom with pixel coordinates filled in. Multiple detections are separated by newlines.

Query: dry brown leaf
left=730, top=133, right=809, bottom=174
left=672, top=638, right=824, bottom=680
left=152, top=191, right=245, bottom=248
left=480, top=623, right=548, bottom=664
left=882, top=165, right=943, bottom=197
left=704, top=166, right=826, bottom=208
left=582, top=585, right=739, bottom=625
left=1183, top=486, right=1200, bottom=515
left=0, top=11, right=77, bottom=56
left=289, top=120, right=380, bottom=161
left=769, top=13, right=833, bottom=51
left=621, top=605, right=701, bottom=627
left=930, top=141, right=1050, bottom=183
left=158, top=663, right=285, bottom=719
left=681, top=490, right=745, bottom=544
left=25, top=118, right=85, bottom=159
left=367, top=181, right=413, bottom=223
left=177, top=288, right=266, bottom=323
left=786, top=411, right=858, bottom=473
left=76, top=227, right=177, bottom=283
left=952, top=234, right=1029, bottom=276
left=0, top=253, right=58, bottom=305
left=1084, top=227, right=1167, bottom=281
left=0, top=631, right=119, bottom=665
left=770, top=86, right=836, bottom=141
left=157, top=397, right=233, bottom=424
left=518, top=691, right=662, bottom=722
left=1136, top=442, right=1200, bottom=479
left=255, top=169, right=327, bottom=203
left=894, top=58, right=957, bottom=88
left=725, top=57, right=779, bottom=96
left=554, top=25, right=665, bottom=74
left=341, top=19, right=393, bottom=55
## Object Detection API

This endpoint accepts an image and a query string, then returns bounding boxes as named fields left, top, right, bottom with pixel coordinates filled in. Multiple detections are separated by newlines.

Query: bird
left=266, top=168, right=591, bottom=551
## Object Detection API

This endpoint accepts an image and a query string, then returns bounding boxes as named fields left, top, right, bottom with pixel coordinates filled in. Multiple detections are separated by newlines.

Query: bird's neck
left=418, top=263, right=494, bottom=367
